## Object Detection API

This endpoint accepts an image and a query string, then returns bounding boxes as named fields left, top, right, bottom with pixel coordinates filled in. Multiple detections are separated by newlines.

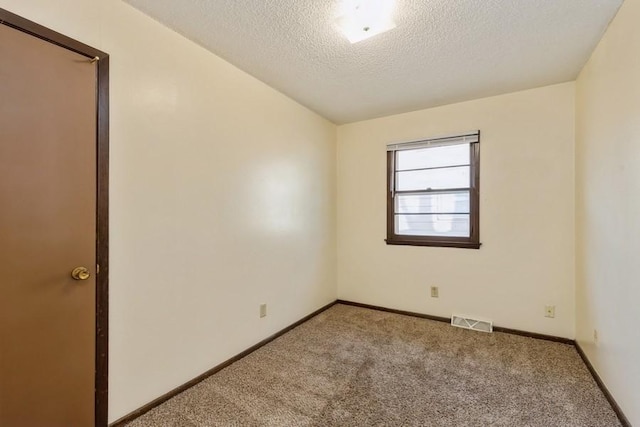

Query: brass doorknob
left=71, top=267, right=90, bottom=281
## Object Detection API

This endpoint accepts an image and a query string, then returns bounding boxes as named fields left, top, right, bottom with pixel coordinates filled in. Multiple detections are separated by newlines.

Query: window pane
left=396, top=166, right=469, bottom=191
left=396, top=143, right=469, bottom=171
left=395, top=214, right=470, bottom=237
left=396, top=191, right=470, bottom=214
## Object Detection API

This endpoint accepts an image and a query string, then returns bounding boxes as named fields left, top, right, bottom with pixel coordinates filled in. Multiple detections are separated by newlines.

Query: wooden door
left=0, top=15, right=107, bottom=427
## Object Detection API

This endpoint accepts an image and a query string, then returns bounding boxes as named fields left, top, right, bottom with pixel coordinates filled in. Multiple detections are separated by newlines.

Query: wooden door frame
left=0, top=8, right=110, bottom=427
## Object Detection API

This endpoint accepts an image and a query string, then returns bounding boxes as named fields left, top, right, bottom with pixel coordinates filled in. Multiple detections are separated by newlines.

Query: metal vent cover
left=451, top=314, right=493, bottom=333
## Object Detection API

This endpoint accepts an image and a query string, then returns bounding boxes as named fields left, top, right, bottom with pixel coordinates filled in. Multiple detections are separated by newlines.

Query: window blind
left=387, top=131, right=480, bottom=152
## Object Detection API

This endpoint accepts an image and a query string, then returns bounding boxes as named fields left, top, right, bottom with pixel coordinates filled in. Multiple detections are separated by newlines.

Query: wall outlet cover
left=544, top=305, right=555, bottom=318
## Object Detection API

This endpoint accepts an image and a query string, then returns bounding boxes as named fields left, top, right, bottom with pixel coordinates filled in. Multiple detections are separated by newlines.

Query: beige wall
left=575, top=0, right=640, bottom=423
left=0, top=0, right=337, bottom=422
left=337, top=83, right=576, bottom=338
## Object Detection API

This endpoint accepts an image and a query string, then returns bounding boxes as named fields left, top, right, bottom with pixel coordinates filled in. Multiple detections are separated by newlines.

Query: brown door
left=0, top=22, right=97, bottom=427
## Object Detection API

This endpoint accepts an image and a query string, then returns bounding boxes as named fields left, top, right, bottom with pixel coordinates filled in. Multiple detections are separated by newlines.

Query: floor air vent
left=451, top=315, right=493, bottom=333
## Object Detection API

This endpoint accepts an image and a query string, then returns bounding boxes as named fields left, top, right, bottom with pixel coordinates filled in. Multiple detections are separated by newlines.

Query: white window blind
left=386, top=132, right=479, bottom=152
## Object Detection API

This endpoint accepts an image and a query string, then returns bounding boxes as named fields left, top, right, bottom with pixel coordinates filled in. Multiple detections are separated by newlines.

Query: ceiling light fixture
left=336, top=0, right=396, bottom=44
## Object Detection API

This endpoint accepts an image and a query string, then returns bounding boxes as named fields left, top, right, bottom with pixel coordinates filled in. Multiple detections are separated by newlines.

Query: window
left=386, top=132, right=480, bottom=248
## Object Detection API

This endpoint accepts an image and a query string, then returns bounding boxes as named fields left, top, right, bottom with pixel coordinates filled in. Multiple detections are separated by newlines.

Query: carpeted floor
left=125, top=304, right=621, bottom=426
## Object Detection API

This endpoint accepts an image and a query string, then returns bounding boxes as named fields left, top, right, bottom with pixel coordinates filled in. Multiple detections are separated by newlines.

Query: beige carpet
left=125, top=304, right=621, bottom=426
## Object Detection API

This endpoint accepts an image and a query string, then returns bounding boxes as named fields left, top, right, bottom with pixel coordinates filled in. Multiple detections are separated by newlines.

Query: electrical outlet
left=544, top=305, right=555, bottom=318
left=593, top=329, right=599, bottom=346
left=430, top=286, right=439, bottom=298
left=260, top=303, right=267, bottom=318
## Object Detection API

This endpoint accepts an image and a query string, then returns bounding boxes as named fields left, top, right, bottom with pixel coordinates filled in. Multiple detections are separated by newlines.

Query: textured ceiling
left=125, top=0, right=623, bottom=124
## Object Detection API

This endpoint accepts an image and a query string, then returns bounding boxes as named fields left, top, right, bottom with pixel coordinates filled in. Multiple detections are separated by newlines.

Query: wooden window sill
left=385, top=239, right=481, bottom=249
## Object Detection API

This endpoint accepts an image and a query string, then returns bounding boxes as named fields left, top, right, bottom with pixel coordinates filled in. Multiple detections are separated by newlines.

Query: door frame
left=0, top=8, right=110, bottom=427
